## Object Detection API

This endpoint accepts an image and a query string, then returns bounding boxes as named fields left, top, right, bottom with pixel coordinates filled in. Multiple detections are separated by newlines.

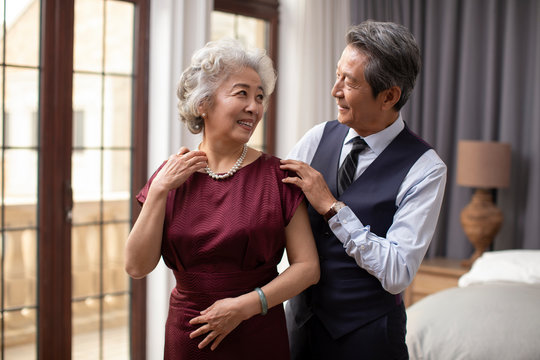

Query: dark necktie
left=337, top=137, right=368, bottom=196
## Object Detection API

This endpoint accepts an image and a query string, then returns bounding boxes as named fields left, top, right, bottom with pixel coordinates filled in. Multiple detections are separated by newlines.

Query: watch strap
left=323, top=201, right=345, bottom=222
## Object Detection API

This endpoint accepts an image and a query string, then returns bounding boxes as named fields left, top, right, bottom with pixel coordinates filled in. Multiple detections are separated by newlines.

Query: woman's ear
left=380, top=86, right=401, bottom=110
left=198, top=104, right=206, bottom=117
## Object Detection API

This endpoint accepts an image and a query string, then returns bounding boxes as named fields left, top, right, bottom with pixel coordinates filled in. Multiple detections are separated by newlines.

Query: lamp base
left=460, top=189, right=503, bottom=267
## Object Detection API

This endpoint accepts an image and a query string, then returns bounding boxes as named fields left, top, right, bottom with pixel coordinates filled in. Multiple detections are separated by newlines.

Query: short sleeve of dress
left=136, top=161, right=167, bottom=205
left=279, top=169, right=305, bottom=226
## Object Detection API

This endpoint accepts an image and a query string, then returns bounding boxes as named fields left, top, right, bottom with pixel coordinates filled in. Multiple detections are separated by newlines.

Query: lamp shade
left=456, top=140, right=511, bottom=188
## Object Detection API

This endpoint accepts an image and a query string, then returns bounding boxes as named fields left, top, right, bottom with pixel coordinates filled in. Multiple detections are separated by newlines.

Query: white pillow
left=458, top=250, right=540, bottom=287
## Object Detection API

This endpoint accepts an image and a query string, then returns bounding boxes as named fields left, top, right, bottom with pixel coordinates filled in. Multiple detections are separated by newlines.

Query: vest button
left=324, top=231, right=330, bottom=237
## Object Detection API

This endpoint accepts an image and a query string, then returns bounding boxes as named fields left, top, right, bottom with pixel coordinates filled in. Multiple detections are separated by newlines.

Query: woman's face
left=203, top=67, right=264, bottom=145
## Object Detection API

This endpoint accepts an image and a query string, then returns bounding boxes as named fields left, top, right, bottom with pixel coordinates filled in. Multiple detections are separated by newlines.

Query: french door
left=0, top=0, right=148, bottom=358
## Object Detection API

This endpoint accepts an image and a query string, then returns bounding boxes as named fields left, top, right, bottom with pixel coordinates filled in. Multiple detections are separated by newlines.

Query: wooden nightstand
left=404, top=258, right=469, bottom=307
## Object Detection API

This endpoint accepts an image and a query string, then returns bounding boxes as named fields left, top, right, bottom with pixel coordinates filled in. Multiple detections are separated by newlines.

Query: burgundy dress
left=137, top=153, right=303, bottom=359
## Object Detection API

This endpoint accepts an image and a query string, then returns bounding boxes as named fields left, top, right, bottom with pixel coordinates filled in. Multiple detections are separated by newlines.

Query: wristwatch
left=323, top=201, right=346, bottom=222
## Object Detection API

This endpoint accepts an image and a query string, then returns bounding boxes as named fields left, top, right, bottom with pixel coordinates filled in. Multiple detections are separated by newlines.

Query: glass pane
left=72, top=225, right=101, bottom=299
left=72, top=298, right=100, bottom=359
left=3, top=229, right=37, bottom=359
left=0, top=231, right=2, bottom=309
left=73, top=1, right=135, bottom=357
left=236, top=15, right=267, bottom=48
left=103, top=223, right=129, bottom=293
left=4, top=309, right=37, bottom=360
left=2, top=1, right=39, bottom=356
left=102, top=150, right=130, bottom=223
left=103, top=149, right=130, bottom=195
left=102, top=294, right=129, bottom=359
left=4, top=230, right=37, bottom=308
left=72, top=225, right=101, bottom=359
left=4, top=152, right=37, bottom=229
left=72, top=149, right=102, bottom=224
left=4, top=201, right=37, bottom=229
left=4, top=67, right=39, bottom=147
left=4, top=149, right=37, bottom=202
left=0, top=1, right=4, bottom=65
left=210, top=11, right=235, bottom=40
left=0, top=69, right=3, bottom=147
left=5, top=0, right=39, bottom=67
left=73, top=73, right=103, bottom=148
left=103, top=198, right=129, bottom=223
left=211, top=12, right=267, bottom=48
left=104, top=1, right=134, bottom=74
left=103, top=75, right=132, bottom=148
left=73, top=0, right=104, bottom=72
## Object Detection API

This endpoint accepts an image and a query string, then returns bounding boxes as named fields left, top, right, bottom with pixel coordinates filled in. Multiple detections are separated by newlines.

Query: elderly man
left=281, top=20, right=447, bottom=359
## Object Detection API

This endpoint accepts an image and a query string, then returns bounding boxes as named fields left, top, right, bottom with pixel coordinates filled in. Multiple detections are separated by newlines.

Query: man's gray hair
left=346, top=20, right=421, bottom=111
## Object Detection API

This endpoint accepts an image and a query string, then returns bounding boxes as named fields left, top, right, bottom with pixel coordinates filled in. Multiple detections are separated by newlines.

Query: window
left=1, top=1, right=40, bottom=358
left=71, top=2, right=136, bottom=358
left=0, top=0, right=149, bottom=359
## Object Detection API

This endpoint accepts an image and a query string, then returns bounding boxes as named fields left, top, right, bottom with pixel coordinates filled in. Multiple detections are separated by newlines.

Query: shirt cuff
left=328, top=206, right=370, bottom=248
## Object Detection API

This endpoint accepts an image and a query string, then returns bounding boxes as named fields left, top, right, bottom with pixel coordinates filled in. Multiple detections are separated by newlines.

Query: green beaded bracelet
left=254, top=287, right=268, bottom=315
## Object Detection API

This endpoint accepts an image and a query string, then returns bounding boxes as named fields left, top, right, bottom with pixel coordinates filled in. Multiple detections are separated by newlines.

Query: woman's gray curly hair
left=177, top=38, right=277, bottom=134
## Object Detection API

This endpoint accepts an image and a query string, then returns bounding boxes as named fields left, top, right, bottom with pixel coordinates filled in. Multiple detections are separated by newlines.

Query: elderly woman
left=125, top=39, right=319, bottom=359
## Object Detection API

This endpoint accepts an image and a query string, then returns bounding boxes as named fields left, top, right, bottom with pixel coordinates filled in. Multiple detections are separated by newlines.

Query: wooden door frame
left=130, top=1, right=150, bottom=359
left=38, top=0, right=150, bottom=358
left=39, top=0, right=75, bottom=358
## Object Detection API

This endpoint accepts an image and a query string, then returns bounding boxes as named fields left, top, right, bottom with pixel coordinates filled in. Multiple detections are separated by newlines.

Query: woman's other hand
left=189, top=292, right=259, bottom=351
left=152, top=147, right=207, bottom=192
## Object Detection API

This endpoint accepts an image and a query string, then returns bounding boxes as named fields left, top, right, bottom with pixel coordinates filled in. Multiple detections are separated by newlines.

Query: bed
left=406, top=250, right=540, bottom=360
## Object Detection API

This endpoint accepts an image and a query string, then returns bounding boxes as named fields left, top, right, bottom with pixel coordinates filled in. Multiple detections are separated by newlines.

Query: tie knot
left=351, top=137, right=368, bottom=153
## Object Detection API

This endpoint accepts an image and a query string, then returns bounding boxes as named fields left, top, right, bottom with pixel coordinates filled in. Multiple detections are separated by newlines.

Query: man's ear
left=380, top=86, right=401, bottom=110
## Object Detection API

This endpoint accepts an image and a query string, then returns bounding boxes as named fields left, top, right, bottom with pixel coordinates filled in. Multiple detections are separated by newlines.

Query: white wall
left=275, top=0, right=350, bottom=157
left=147, top=0, right=211, bottom=357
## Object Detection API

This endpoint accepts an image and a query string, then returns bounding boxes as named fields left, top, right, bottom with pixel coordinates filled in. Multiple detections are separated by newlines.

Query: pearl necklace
left=204, top=144, right=248, bottom=180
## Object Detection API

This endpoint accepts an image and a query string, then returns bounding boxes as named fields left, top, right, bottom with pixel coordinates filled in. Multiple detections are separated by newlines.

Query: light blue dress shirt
left=287, top=116, right=447, bottom=294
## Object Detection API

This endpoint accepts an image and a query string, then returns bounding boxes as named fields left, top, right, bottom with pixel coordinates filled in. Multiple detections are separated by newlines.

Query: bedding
left=406, top=250, right=540, bottom=360
left=458, top=249, right=540, bottom=287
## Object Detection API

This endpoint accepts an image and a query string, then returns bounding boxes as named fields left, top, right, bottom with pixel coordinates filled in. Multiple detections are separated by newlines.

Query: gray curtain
left=350, top=0, right=540, bottom=259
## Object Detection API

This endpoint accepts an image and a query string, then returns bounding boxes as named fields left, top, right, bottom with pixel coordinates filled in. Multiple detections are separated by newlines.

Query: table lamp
left=456, top=140, right=511, bottom=267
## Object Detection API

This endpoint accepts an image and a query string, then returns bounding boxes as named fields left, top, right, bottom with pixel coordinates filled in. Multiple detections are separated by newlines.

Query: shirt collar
left=344, top=114, right=405, bottom=156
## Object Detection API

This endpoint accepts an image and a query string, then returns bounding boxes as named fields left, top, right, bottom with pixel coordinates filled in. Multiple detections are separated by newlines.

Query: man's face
left=331, top=45, right=388, bottom=136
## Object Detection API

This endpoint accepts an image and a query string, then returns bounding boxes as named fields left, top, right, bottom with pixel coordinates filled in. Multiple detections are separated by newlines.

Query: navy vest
left=308, top=120, right=431, bottom=338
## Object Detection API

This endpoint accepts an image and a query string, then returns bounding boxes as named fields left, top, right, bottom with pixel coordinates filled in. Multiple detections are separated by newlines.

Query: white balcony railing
left=3, top=198, right=130, bottom=349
